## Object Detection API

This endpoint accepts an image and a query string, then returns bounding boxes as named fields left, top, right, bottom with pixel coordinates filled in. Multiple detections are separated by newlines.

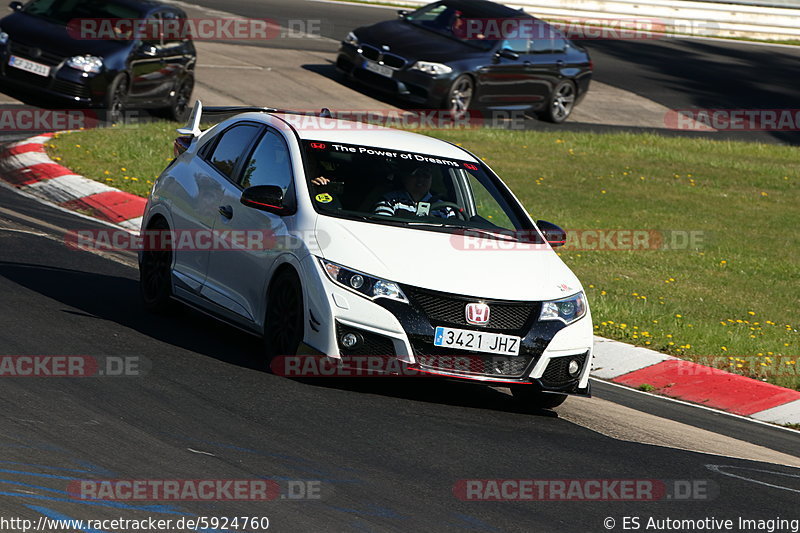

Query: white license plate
left=364, top=60, right=393, bottom=78
left=434, top=326, right=521, bottom=355
left=9, top=55, right=50, bottom=77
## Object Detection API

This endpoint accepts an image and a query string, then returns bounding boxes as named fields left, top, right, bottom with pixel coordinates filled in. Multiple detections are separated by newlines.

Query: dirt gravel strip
left=1, top=133, right=799, bottom=427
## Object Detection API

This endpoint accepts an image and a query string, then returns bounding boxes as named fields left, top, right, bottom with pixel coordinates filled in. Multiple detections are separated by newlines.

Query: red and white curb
left=2, top=135, right=798, bottom=427
left=0, top=133, right=146, bottom=232
left=593, top=336, right=800, bottom=425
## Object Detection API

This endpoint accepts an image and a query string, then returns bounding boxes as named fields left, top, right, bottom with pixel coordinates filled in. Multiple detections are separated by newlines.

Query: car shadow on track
left=0, top=260, right=561, bottom=417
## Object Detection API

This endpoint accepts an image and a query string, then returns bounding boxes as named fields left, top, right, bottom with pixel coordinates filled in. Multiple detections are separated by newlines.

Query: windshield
left=303, top=140, right=535, bottom=237
left=22, top=0, right=142, bottom=25
left=404, top=1, right=499, bottom=50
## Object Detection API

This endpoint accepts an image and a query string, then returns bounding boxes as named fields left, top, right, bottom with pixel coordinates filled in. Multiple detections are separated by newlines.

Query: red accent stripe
left=4, top=163, right=75, bottom=186
left=5, top=143, right=45, bottom=156
left=61, top=191, right=146, bottom=223
left=613, top=360, right=800, bottom=415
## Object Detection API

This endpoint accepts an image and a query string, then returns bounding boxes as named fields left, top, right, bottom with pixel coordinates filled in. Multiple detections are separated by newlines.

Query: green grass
left=47, top=122, right=800, bottom=389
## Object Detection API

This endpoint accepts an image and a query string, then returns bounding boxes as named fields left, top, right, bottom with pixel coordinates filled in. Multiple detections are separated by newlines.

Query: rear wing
left=176, top=99, right=333, bottom=138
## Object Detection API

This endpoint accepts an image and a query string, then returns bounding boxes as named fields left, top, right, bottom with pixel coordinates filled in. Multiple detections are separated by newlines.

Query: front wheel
left=445, top=75, right=474, bottom=117
left=511, top=386, right=568, bottom=410
left=105, top=73, right=129, bottom=125
left=540, top=80, right=576, bottom=124
left=264, top=269, right=305, bottom=364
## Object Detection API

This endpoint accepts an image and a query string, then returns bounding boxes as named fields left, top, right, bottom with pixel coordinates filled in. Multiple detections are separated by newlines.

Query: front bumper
left=336, top=43, right=455, bottom=108
left=301, top=256, right=593, bottom=395
left=0, top=43, right=107, bottom=106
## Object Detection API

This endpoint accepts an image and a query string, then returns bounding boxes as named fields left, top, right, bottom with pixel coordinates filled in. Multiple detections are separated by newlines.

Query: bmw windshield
left=303, top=140, right=536, bottom=238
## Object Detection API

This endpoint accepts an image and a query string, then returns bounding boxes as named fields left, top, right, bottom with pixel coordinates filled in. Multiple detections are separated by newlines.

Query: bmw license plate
left=364, top=60, right=393, bottom=78
left=9, top=55, right=50, bottom=77
left=434, top=326, right=521, bottom=355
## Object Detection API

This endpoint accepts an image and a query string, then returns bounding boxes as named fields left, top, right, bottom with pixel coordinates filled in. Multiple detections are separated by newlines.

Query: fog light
left=340, top=333, right=359, bottom=349
left=568, top=358, right=581, bottom=376
left=350, top=274, right=364, bottom=289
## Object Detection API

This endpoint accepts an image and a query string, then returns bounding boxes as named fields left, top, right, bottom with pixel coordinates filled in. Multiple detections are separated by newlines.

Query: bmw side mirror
left=397, top=9, right=408, bottom=18
left=536, top=220, right=566, bottom=247
left=496, top=49, right=520, bottom=61
left=9, top=1, right=22, bottom=10
left=241, top=185, right=290, bottom=215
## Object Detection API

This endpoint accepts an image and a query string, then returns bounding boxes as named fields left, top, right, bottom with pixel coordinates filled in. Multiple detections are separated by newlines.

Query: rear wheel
left=511, top=386, right=568, bottom=410
left=264, top=269, right=304, bottom=364
left=163, top=75, right=194, bottom=122
left=139, top=218, right=174, bottom=313
left=540, top=80, right=576, bottom=124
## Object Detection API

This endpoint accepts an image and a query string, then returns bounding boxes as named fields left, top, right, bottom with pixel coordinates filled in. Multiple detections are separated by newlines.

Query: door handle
left=218, top=205, right=233, bottom=219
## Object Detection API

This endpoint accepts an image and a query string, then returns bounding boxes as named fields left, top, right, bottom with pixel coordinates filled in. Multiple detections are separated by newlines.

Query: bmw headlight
left=0, top=30, right=8, bottom=45
left=410, top=61, right=452, bottom=75
left=320, top=258, right=408, bottom=303
left=343, top=31, right=359, bottom=47
left=539, top=292, right=587, bottom=325
left=66, top=55, right=103, bottom=74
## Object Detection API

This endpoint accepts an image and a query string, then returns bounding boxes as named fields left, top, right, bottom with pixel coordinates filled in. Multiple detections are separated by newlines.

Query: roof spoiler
left=176, top=99, right=334, bottom=137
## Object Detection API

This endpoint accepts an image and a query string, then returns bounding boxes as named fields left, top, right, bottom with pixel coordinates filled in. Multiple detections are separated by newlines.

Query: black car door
left=475, top=38, right=533, bottom=106
left=524, top=28, right=569, bottom=105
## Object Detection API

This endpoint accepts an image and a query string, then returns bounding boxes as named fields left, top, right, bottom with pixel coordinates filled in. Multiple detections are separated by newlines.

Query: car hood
left=0, top=12, right=127, bottom=57
left=354, top=20, right=488, bottom=63
left=315, top=217, right=583, bottom=302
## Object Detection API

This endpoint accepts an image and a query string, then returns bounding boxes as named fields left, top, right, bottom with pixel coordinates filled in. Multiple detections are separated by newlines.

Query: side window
left=241, top=130, right=293, bottom=193
left=160, top=10, right=187, bottom=46
left=142, top=15, right=163, bottom=47
left=206, top=124, right=260, bottom=180
left=501, top=38, right=529, bottom=54
left=531, top=23, right=567, bottom=53
left=463, top=172, right=515, bottom=230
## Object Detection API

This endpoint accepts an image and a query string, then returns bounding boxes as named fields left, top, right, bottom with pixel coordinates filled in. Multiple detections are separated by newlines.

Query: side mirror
left=536, top=220, right=566, bottom=247
left=138, top=43, right=158, bottom=56
left=496, top=48, right=520, bottom=61
left=397, top=9, right=408, bottom=18
left=241, top=185, right=290, bottom=215
left=9, top=1, right=22, bottom=10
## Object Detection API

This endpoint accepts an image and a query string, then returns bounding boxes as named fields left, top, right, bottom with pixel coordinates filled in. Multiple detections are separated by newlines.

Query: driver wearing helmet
left=373, top=167, right=459, bottom=218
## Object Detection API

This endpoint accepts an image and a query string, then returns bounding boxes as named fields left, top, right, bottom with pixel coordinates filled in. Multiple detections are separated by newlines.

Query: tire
left=164, top=75, right=194, bottom=122
left=263, top=269, right=305, bottom=363
left=139, top=218, right=174, bottom=314
left=540, top=80, right=576, bottom=124
left=105, top=73, right=129, bottom=125
left=445, top=74, right=474, bottom=117
left=511, top=386, right=568, bottom=410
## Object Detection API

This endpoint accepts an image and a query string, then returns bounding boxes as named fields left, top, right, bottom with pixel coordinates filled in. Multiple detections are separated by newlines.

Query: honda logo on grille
left=465, top=303, right=490, bottom=325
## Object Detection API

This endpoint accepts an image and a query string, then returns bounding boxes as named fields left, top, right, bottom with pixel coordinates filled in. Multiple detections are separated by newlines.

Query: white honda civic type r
left=139, top=101, right=593, bottom=409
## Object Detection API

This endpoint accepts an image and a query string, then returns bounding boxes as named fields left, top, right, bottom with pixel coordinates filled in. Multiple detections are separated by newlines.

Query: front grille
left=51, top=79, right=92, bottom=99
left=403, top=286, right=538, bottom=333
left=9, top=43, right=65, bottom=66
left=540, top=353, right=588, bottom=387
left=336, top=323, right=395, bottom=357
left=411, top=341, right=533, bottom=378
left=359, top=44, right=406, bottom=69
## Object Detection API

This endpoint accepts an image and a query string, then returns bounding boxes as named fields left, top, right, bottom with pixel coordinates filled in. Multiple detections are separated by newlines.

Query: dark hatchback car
left=0, top=0, right=196, bottom=121
left=337, top=0, right=592, bottom=122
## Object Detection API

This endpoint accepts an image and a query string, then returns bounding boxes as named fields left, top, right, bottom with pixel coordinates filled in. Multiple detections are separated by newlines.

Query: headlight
left=0, top=31, right=8, bottom=45
left=320, top=258, right=408, bottom=303
left=66, top=55, right=103, bottom=74
left=343, top=31, right=358, bottom=47
left=539, top=292, right=587, bottom=325
left=410, top=61, right=452, bottom=75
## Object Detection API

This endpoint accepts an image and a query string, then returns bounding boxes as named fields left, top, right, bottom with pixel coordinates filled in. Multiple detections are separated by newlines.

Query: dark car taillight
left=173, top=135, right=192, bottom=157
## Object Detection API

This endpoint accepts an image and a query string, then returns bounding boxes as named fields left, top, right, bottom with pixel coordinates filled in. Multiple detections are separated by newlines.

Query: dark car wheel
left=541, top=80, right=576, bottom=124
left=264, top=269, right=304, bottom=364
left=105, top=73, right=129, bottom=125
left=139, top=218, right=174, bottom=314
left=164, top=75, right=194, bottom=122
left=511, top=386, right=568, bottom=409
left=445, top=74, right=474, bottom=117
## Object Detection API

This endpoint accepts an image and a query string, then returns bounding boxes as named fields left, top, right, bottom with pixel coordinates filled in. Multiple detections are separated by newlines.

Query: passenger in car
left=373, top=167, right=457, bottom=218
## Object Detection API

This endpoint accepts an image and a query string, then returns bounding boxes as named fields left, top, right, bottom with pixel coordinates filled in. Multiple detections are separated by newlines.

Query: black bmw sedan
left=0, top=0, right=196, bottom=122
left=337, top=0, right=592, bottom=123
